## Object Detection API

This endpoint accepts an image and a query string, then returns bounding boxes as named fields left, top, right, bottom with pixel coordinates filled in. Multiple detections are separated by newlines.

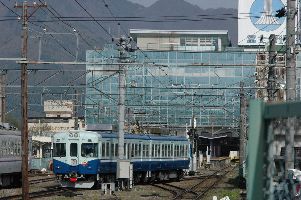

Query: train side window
left=127, top=143, right=130, bottom=159
left=17, top=141, right=20, bottom=156
left=134, top=143, right=138, bottom=157
left=10, top=141, right=14, bottom=156
left=102, top=142, right=105, bottom=157
left=111, top=143, right=115, bottom=158
left=81, top=143, right=98, bottom=157
left=12, top=142, right=15, bottom=156
left=70, top=143, right=77, bottom=157
left=143, top=144, right=145, bottom=158
left=167, top=144, right=171, bottom=157
left=174, top=145, right=176, bottom=157
left=123, top=143, right=126, bottom=159
left=2, top=141, right=6, bottom=156
left=138, top=143, right=141, bottom=157
left=53, top=143, right=66, bottom=157
left=152, top=144, right=155, bottom=157
left=15, top=142, right=17, bottom=156
left=165, top=144, right=168, bottom=157
left=115, top=143, right=118, bottom=157
left=131, top=143, right=135, bottom=158
left=7, top=141, right=10, bottom=155
left=167, top=144, right=170, bottom=157
left=106, top=142, right=110, bottom=157
left=158, top=144, right=161, bottom=158
left=146, top=144, right=149, bottom=158
left=181, top=145, right=184, bottom=157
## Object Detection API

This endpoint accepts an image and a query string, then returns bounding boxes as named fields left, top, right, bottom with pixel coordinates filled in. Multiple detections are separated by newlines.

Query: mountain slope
left=0, top=0, right=237, bottom=118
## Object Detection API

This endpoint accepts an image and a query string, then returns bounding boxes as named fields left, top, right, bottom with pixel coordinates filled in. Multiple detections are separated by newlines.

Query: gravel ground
left=0, top=167, right=240, bottom=200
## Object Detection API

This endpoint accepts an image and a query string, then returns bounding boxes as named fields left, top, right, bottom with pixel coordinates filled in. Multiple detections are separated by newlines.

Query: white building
left=29, top=100, right=85, bottom=159
left=130, top=29, right=231, bottom=52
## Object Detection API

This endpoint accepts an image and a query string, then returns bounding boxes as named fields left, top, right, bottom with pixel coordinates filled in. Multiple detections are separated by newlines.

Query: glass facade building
left=85, top=45, right=260, bottom=130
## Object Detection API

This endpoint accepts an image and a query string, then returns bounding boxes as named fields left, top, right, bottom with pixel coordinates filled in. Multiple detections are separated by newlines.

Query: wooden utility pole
left=285, top=0, right=297, bottom=175
left=74, top=89, right=79, bottom=130
left=0, top=73, right=6, bottom=122
left=267, top=34, right=276, bottom=102
left=15, top=2, right=47, bottom=199
left=239, top=82, right=247, bottom=177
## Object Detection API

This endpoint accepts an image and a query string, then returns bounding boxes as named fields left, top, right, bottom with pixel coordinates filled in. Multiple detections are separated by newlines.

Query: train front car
left=52, top=131, right=100, bottom=188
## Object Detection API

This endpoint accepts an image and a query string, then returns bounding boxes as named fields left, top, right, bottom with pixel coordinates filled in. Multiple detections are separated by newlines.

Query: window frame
left=81, top=143, right=98, bottom=158
left=53, top=143, right=66, bottom=157
left=70, top=143, right=78, bottom=157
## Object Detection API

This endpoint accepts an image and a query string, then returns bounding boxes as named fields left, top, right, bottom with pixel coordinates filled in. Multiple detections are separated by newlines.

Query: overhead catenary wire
left=0, top=0, right=288, bottom=126
left=37, top=0, right=109, bottom=59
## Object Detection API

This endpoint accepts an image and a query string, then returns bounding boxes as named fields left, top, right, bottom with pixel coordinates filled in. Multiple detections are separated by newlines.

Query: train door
left=69, top=142, right=79, bottom=168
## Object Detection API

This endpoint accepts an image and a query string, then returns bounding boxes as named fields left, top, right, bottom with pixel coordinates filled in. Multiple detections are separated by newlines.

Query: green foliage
left=5, top=113, right=20, bottom=129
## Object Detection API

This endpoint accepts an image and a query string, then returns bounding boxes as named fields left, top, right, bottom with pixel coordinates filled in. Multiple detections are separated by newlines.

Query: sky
left=127, top=0, right=237, bottom=9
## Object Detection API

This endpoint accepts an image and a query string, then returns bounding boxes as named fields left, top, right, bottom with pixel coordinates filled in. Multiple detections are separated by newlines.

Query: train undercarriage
left=56, top=169, right=185, bottom=188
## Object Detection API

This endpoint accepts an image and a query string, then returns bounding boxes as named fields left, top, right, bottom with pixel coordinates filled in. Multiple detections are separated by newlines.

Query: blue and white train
left=52, top=131, right=190, bottom=188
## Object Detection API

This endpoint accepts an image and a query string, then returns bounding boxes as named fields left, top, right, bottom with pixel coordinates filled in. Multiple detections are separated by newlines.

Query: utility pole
left=118, top=38, right=126, bottom=161
left=15, top=2, right=47, bottom=200
left=74, top=89, right=79, bottom=130
left=114, top=36, right=134, bottom=189
left=239, top=82, right=247, bottom=178
left=285, top=0, right=297, bottom=176
left=267, top=34, right=276, bottom=102
left=0, top=73, right=6, bottom=122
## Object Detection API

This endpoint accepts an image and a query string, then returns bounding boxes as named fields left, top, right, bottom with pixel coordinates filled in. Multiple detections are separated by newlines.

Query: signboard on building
left=44, top=100, right=73, bottom=118
left=238, top=0, right=286, bottom=46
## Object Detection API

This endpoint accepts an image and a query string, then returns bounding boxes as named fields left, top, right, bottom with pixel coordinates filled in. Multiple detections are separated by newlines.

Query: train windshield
left=70, top=143, right=77, bottom=157
left=53, top=143, right=66, bottom=157
left=81, top=143, right=98, bottom=157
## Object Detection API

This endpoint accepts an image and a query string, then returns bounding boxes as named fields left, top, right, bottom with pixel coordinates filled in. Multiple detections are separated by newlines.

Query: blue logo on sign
left=250, top=0, right=285, bottom=31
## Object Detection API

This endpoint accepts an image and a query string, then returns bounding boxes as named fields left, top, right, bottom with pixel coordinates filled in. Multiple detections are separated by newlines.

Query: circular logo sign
left=250, top=0, right=285, bottom=32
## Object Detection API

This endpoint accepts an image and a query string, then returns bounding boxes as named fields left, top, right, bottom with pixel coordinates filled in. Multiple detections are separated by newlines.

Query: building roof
left=130, top=29, right=229, bottom=36
left=100, top=132, right=188, bottom=141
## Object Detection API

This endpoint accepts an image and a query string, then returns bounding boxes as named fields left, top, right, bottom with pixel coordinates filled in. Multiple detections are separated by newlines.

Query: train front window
left=53, top=143, right=66, bottom=157
left=81, top=143, right=98, bottom=157
left=70, top=143, right=77, bottom=157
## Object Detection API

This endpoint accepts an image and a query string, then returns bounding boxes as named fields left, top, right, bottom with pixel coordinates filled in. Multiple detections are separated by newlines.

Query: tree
left=5, top=113, right=20, bottom=129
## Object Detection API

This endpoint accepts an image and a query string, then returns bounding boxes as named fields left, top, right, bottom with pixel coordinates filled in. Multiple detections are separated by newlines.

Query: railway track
left=152, top=164, right=237, bottom=200
left=0, top=186, right=82, bottom=200
left=29, top=177, right=57, bottom=185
